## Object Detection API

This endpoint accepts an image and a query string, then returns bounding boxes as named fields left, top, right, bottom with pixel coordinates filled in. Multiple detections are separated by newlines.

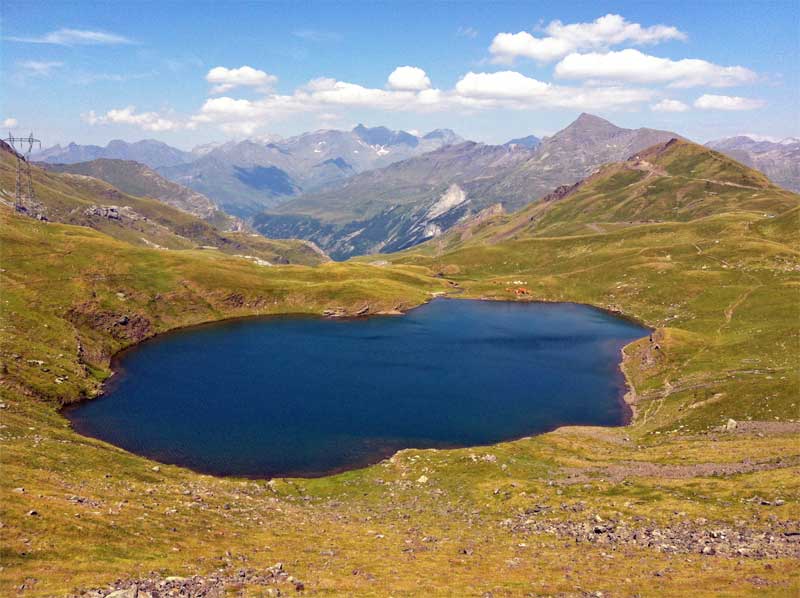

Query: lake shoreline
left=61, top=296, right=650, bottom=480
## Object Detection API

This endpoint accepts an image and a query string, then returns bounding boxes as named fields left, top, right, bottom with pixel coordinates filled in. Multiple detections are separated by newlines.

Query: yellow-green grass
left=2, top=148, right=800, bottom=595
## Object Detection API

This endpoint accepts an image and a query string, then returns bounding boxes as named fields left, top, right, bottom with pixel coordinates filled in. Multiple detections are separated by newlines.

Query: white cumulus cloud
left=452, top=71, right=653, bottom=110
left=189, top=67, right=656, bottom=135
left=651, top=99, right=690, bottom=112
left=555, top=49, right=756, bottom=88
left=387, top=66, right=432, bottom=91
left=694, top=94, right=766, bottom=111
left=455, top=71, right=551, bottom=99
left=303, top=77, right=417, bottom=108
left=490, top=14, right=685, bottom=63
left=490, top=32, right=576, bottom=64
left=84, top=106, right=184, bottom=131
left=192, top=96, right=305, bottom=135
left=3, top=118, right=18, bottom=128
left=206, top=66, right=278, bottom=94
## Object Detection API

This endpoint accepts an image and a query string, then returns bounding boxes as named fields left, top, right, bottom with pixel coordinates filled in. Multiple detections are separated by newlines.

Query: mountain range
left=705, top=135, right=800, bottom=192
left=424, top=137, right=798, bottom=254
left=1, top=142, right=327, bottom=265
left=35, top=139, right=193, bottom=169
left=36, top=125, right=463, bottom=219
left=157, top=125, right=463, bottom=217
left=253, top=113, right=683, bottom=259
left=33, top=118, right=800, bottom=262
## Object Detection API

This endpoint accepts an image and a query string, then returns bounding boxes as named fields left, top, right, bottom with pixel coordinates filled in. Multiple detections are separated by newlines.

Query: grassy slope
left=0, top=208, right=439, bottom=406
left=426, top=140, right=799, bottom=250
left=0, top=150, right=326, bottom=266
left=1, top=142, right=799, bottom=597
left=44, top=158, right=241, bottom=230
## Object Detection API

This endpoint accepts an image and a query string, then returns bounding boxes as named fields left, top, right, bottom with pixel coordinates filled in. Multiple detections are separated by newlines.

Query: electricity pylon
left=4, top=132, right=41, bottom=212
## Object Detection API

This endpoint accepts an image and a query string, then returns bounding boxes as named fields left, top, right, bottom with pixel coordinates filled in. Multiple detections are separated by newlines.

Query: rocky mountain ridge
left=1, top=144, right=327, bottom=265
left=35, top=139, right=193, bottom=169
left=706, top=135, right=800, bottom=192
left=418, top=138, right=799, bottom=253
left=157, top=124, right=464, bottom=217
left=253, top=113, right=683, bottom=259
left=37, top=125, right=464, bottom=219
left=44, top=158, right=244, bottom=231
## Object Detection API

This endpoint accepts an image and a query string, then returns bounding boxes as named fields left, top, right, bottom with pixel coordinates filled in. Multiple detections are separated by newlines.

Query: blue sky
left=2, top=1, right=798, bottom=149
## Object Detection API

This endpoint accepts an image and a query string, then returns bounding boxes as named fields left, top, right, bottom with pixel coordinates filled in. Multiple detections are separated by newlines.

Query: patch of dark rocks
left=73, top=563, right=304, bottom=597
left=503, top=504, right=800, bottom=559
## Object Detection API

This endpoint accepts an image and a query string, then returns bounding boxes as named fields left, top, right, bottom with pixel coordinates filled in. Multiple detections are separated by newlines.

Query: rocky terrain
left=74, top=563, right=303, bottom=597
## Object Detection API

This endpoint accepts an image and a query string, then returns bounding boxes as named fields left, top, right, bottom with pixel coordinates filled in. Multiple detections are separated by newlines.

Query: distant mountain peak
left=352, top=123, right=391, bottom=136
left=504, top=134, right=541, bottom=149
left=422, top=129, right=463, bottom=145
left=711, top=134, right=799, bottom=145
left=157, top=124, right=465, bottom=218
left=423, top=128, right=455, bottom=138
left=575, top=112, right=607, bottom=123
left=565, top=113, right=620, bottom=133
left=107, top=139, right=138, bottom=150
left=252, top=114, right=688, bottom=259
left=35, top=138, right=192, bottom=169
left=352, top=124, right=418, bottom=148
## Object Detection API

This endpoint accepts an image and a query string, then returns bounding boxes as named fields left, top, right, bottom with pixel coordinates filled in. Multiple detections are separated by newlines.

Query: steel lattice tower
left=4, top=132, right=41, bottom=212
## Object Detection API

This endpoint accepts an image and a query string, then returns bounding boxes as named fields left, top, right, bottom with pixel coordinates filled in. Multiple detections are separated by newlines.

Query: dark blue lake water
left=65, top=300, right=647, bottom=478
